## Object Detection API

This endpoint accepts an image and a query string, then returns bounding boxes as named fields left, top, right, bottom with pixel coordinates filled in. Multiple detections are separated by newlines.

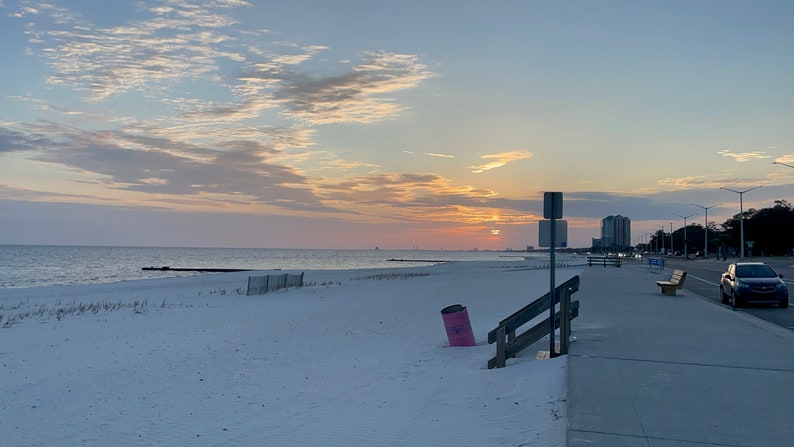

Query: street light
left=690, top=203, right=720, bottom=259
left=668, top=222, right=674, bottom=255
left=673, top=213, right=697, bottom=258
left=773, top=161, right=794, bottom=169
left=720, top=186, right=762, bottom=259
left=660, top=225, right=665, bottom=255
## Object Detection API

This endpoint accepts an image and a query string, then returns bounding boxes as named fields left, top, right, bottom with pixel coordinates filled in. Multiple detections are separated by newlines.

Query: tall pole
left=690, top=203, right=720, bottom=258
left=721, top=186, right=761, bottom=259
left=660, top=226, right=665, bottom=255
left=673, top=213, right=697, bottom=258
left=669, top=222, right=674, bottom=255
left=549, top=215, right=556, bottom=355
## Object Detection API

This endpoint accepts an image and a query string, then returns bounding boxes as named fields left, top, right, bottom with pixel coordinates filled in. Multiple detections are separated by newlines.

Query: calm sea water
left=0, top=245, right=542, bottom=289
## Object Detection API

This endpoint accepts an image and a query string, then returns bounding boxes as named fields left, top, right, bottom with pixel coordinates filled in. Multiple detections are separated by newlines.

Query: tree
left=744, top=200, right=794, bottom=256
left=719, top=200, right=794, bottom=256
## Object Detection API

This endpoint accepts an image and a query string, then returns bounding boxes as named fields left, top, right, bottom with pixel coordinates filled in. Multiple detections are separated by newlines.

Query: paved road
left=568, top=263, right=794, bottom=446
left=635, top=256, right=794, bottom=331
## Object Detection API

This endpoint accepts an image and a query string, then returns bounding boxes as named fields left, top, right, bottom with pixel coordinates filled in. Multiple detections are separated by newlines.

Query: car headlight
left=776, top=282, right=788, bottom=291
left=736, top=280, right=751, bottom=289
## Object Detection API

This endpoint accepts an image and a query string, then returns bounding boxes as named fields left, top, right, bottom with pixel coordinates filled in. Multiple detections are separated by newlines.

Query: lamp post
left=668, top=222, right=674, bottom=255
left=690, top=203, right=720, bottom=258
left=660, top=226, right=665, bottom=255
left=673, top=213, right=697, bottom=258
left=773, top=161, right=794, bottom=169
left=720, top=186, right=761, bottom=259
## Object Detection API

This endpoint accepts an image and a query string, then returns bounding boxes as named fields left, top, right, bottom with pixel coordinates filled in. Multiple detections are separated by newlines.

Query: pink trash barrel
left=440, top=304, right=476, bottom=347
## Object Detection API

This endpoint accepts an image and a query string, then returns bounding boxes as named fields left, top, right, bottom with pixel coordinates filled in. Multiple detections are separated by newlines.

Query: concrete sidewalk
left=566, top=262, right=794, bottom=447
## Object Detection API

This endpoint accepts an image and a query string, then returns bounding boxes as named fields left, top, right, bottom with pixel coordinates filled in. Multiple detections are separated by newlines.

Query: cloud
left=469, top=150, right=533, bottom=173
left=425, top=152, right=454, bottom=158
left=19, top=0, right=434, bottom=128
left=774, top=155, right=794, bottom=165
left=657, top=175, right=731, bottom=190
left=0, top=125, right=56, bottom=153
left=18, top=1, right=249, bottom=101
left=656, top=173, right=779, bottom=191
left=3, top=120, right=339, bottom=213
left=718, top=149, right=771, bottom=162
left=272, top=51, right=435, bottom=124
left=5, top=1, right=438, bottom=218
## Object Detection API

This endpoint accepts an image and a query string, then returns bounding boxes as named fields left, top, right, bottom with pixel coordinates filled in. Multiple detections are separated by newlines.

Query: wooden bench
left=656, top=269, right=686, bottom=296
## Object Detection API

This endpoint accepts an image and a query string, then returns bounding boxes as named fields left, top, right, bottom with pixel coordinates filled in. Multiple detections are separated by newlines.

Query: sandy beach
left=1, top=260, right=582, bottom=446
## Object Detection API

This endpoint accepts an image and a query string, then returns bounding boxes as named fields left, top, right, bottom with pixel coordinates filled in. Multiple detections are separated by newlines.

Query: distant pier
left=142, top=266, right=251, bottom=273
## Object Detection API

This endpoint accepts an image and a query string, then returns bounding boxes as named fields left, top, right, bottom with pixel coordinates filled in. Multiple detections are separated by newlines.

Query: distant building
left=599, top=215, right=631, bottom=251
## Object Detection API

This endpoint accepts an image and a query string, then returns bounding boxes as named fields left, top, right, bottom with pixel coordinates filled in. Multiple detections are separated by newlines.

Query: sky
left=1, top=0, right=793, bottom=250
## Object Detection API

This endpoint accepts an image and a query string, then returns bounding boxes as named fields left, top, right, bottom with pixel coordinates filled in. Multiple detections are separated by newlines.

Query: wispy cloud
left=718, top=149, right=771, bottom=162
left=272, top=51, right=435, bottom=125
left=5, top=0, right=437, bottom=218
left=657, top=175, right=770, bottom=190
left=425, top=152, right=454, bottom=158
left=469, top=150, right=533, bottom=173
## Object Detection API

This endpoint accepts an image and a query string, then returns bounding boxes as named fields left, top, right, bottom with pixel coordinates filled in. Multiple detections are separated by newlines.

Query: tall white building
left=600, top=215, right=631, bottom=250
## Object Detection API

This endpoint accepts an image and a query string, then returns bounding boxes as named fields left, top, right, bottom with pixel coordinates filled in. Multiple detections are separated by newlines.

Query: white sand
left=1, top=260, right=583, bottom=446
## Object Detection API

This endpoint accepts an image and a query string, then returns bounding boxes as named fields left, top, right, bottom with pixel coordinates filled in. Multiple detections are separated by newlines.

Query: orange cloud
left=718, top=149, right=770, bottom=162
left=469, top=150, right=533, bottom=173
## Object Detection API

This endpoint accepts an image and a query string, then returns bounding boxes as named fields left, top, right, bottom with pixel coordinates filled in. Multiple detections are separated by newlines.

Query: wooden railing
left=487, top=275, right=580, bottom=369
left=587, top=256, right=622, bottom=267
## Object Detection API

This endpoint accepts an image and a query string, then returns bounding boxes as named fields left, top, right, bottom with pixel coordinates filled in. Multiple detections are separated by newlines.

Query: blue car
left=720, top=262, right=789, bottom=309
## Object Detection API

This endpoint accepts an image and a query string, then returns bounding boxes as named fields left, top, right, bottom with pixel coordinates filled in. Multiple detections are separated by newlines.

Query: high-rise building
left=600, top=215, right=631, bottom=251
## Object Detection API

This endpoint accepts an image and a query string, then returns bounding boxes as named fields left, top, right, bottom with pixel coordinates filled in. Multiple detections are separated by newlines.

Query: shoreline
left=0, top=246, right=575, bottom=290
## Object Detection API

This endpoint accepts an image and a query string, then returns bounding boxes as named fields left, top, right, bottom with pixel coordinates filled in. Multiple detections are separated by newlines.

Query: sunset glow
left=1, top=1, right=793, bottom=249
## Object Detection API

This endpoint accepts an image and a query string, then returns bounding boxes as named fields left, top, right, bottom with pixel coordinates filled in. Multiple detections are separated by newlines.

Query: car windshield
left=735, top=265, right=776, bottom=278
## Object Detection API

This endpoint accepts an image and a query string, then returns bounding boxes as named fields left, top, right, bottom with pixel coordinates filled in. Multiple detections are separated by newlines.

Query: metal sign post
left=543, top=192, right=563, bottom=357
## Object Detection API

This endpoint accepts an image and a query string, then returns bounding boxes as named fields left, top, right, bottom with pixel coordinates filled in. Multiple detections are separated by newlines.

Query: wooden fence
left=587, top=256, right=622, bottom=267
left=247, top=273, right=304, bottom=295
left=487, top=275, right=580, bottom=369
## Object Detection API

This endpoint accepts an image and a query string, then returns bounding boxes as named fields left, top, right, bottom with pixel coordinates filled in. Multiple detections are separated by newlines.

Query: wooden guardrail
left=587, top=256, right=622, bottom=267
left=487, top=275, right=580, bottom=369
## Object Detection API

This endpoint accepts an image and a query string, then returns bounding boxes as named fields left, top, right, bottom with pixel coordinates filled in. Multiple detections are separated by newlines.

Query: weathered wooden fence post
left=559, top=287, right=571, bottom=355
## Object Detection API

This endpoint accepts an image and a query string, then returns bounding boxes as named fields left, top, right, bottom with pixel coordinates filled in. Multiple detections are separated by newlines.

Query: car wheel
left=730, top=290, right=740, bottom=309
left=720, top=286, right=728, bottom=304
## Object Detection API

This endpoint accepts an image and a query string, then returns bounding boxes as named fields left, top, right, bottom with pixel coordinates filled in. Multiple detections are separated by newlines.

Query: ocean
left=0, top=245, right=543, bottom=289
